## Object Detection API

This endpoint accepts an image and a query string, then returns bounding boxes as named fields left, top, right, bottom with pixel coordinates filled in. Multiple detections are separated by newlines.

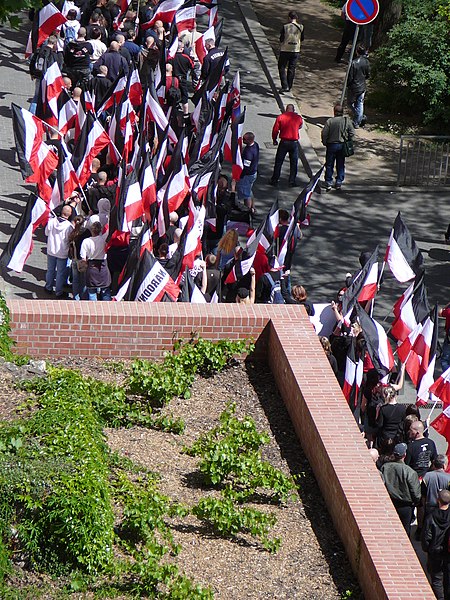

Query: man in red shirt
left=439, top=302, right=450, bottom=371
left=269, top=104, right=303, bottom=187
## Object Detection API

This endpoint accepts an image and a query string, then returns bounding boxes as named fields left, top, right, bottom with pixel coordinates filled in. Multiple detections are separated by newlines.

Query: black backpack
left=166, top=79, right=181, bottom=107
left=29, top=46, right=54, bottom=78
left=265, top=273, right=285, bottom=304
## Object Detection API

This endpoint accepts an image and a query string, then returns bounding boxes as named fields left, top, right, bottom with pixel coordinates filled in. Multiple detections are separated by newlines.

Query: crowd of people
left=2, top=0, right=449, bottom=595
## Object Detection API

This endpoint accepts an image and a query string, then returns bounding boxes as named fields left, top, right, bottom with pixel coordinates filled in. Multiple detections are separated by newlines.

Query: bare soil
left=0, top=356, right=362, bottom=599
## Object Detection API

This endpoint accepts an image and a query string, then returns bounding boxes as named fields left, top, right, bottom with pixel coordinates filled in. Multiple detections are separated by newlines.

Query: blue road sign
left=345, top=0, right=379, bottom=25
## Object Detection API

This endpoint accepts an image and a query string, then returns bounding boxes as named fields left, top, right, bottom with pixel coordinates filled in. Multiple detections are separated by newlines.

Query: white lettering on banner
left=136, top=266, right=169, bottom=302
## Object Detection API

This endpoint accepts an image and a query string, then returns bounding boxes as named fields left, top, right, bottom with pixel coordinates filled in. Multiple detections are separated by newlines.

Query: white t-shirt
left=89, top=38, right=107, bottom=61
left=80, top=233, right=108, bottom=260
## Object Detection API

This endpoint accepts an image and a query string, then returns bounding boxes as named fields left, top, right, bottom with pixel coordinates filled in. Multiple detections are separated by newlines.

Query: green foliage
left=126, top=337, right=253, bottom=407
left=373, top=5, right=450, bottom=123
left=0, top=377, right=115, bottom=574
left=0, top=294, right=15, bottom=361
left=0, top=0, right=40, bottom=27
left=185, top=403, right=296, bottom=503
left=192, top=497, right=280, bottom=553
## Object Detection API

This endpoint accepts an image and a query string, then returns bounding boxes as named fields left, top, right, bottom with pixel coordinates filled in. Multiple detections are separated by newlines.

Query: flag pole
left=424, top=393, right=439, bottom=434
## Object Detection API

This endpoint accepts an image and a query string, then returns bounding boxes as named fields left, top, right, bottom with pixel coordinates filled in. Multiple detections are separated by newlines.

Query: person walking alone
left=278, top=11, right=304, bottom=92
left=347, top=45, right=370, bottom=128
left=270, top=104, right=303, bottom=188
left=321, top=103, right=354, bottom=191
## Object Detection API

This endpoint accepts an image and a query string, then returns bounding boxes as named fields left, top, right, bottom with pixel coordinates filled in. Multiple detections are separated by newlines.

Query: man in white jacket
left=44, top=206, right=74, bottom=298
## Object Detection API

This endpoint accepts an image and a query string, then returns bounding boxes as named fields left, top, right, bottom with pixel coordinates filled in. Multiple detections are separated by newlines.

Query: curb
left=235, top=0, right=324, bottom=180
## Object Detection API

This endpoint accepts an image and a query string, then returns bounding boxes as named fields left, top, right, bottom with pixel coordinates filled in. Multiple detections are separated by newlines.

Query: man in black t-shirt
left=406, top=420, right=438, bottom=478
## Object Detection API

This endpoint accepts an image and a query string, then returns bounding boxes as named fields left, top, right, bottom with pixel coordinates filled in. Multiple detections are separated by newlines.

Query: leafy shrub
left=373, top=11, right=450, bottom=123
left=185, top=403, right=296, bottom=503
left=192, top=497, right=280, bottom=553
left=0, top=371, right=115, bottom=574
left=126, top=338, right=253, bottom=407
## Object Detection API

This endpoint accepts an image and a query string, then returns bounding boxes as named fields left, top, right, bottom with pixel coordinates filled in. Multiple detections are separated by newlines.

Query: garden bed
left=0, top=351, right=361, bottom=599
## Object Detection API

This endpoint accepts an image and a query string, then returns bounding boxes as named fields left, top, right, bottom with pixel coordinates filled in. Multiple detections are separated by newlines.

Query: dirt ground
left=0, top=356, right=362, bottom=599
left=250, top=0, right=400, bottom=184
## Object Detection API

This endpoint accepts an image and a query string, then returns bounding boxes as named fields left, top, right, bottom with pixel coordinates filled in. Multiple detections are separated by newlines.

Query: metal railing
left=397, top=135, right=450, bottom=186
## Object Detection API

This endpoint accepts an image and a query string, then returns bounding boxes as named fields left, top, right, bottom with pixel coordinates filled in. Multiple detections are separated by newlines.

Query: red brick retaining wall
left=7, top=300, right=434, bottom=599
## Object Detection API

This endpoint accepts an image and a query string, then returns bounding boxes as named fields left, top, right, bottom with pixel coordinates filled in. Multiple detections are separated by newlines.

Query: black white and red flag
left=194, top=18, right=223, bottom=64
left=96, top=71, right=127, bottom=115
left=179, top=267, right=207, bottom=303
left=58, top=89, right=77, bottom=135
left=141, top=0, right=185, bottom=28
left=157, top=128, right=190, bottom=214
left=175, top=0, right=197, bottom=33
left=277, top=167, right=323, bottom=268
left=223, top=106, right=245, bottom=180
left=415, top=306, right=439, bottom=406
left=430, top=366, right=450, bottom=409
left=385, top=212, right=424, bottom=283
left=192, top=47, right=229, bottom=106
left=224, top=219, right=264, bottom=284
left=36, top=61, right=64, bottom=127
left=356, top=304, right=395, bottom=379
left=116, top=168, right=144, bottom=233
left=143, top=88, right=178, bottom=144
left=342, top=339, right=364, bottom=408
left=50, top=139, right=79, bottom=209
left=341, top=247, right=379, bottom=319
left=71, top=112, right=111, bottom=187
left=180, top=200, right=206, bottom=271
left=196, top=0, right=217, bottom=16
left=0, top=194, right=49, bottom=273
left=128, top=66, right=143, bottom=107
left=189, top=97, right=214, bottom=165
left=11, top=104, right=59, bottom=186
left=390, top=272, right=430, bottom=343
left=25, top=3, right=66, bottom=57
left=139, top=151, right=157, bottom=223
left=398, top=305, right=438, bottom=389
left=247, top=199, right=279, bottom=253
left=126, top=249, right=180, bottom=302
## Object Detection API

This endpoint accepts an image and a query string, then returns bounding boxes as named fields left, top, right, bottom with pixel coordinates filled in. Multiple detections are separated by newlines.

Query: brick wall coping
left=6, top=300, right=434, bottom=599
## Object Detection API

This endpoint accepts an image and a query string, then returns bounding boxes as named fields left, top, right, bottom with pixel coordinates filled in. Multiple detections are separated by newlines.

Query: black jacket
left=422, top=507, right=450, bottom=554
left=347, top=56, right=370, bottom=94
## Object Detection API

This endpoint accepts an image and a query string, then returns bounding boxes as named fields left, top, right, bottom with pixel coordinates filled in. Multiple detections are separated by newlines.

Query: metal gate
left=397, top=135, right=450, bottom=186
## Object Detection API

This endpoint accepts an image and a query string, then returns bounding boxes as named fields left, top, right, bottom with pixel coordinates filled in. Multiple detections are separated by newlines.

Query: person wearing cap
left=380, top=442, right=421, bottom=535
left=421, top=489, right=450, bottom=600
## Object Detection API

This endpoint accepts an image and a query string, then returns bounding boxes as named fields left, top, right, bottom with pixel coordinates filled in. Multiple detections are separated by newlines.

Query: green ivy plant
left=185, top=403, right=296, bottom=503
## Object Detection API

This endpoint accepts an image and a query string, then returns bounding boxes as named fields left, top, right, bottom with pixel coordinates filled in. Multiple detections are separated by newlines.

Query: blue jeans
left=236, top=172, right=257, bottom=201
left=71, top=262, right=86, bottom=301
left=442, top=338, right=450, bottom=372
left=349, top=91, right=365, bottom=127
left=86, top=287, right=112, bottom=301
left=271, top=140, right=299, bottom=184
left=325, top=143, right=345, bottom=186
left=45, top=255, right=69, bottom=296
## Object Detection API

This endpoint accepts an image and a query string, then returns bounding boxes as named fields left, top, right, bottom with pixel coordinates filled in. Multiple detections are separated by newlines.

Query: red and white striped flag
left=430, top=367, right=450, bottom=408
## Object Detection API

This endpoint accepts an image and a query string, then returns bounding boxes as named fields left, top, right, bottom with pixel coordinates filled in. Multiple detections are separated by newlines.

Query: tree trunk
left=371, top=0, right=403, bottom=49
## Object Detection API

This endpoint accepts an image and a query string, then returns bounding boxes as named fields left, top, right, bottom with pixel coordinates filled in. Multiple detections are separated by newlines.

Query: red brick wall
left=7, top=300, right=434, bottom=599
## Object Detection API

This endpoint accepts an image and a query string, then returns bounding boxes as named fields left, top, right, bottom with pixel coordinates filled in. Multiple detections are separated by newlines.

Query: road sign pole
left=340, top=24, right=359, bottom=107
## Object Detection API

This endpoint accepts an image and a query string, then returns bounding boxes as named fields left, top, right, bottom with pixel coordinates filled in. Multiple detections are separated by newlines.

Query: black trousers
left=271, top=140, right=299, bottom=184
left=278, top=52, right=299, bottom=90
